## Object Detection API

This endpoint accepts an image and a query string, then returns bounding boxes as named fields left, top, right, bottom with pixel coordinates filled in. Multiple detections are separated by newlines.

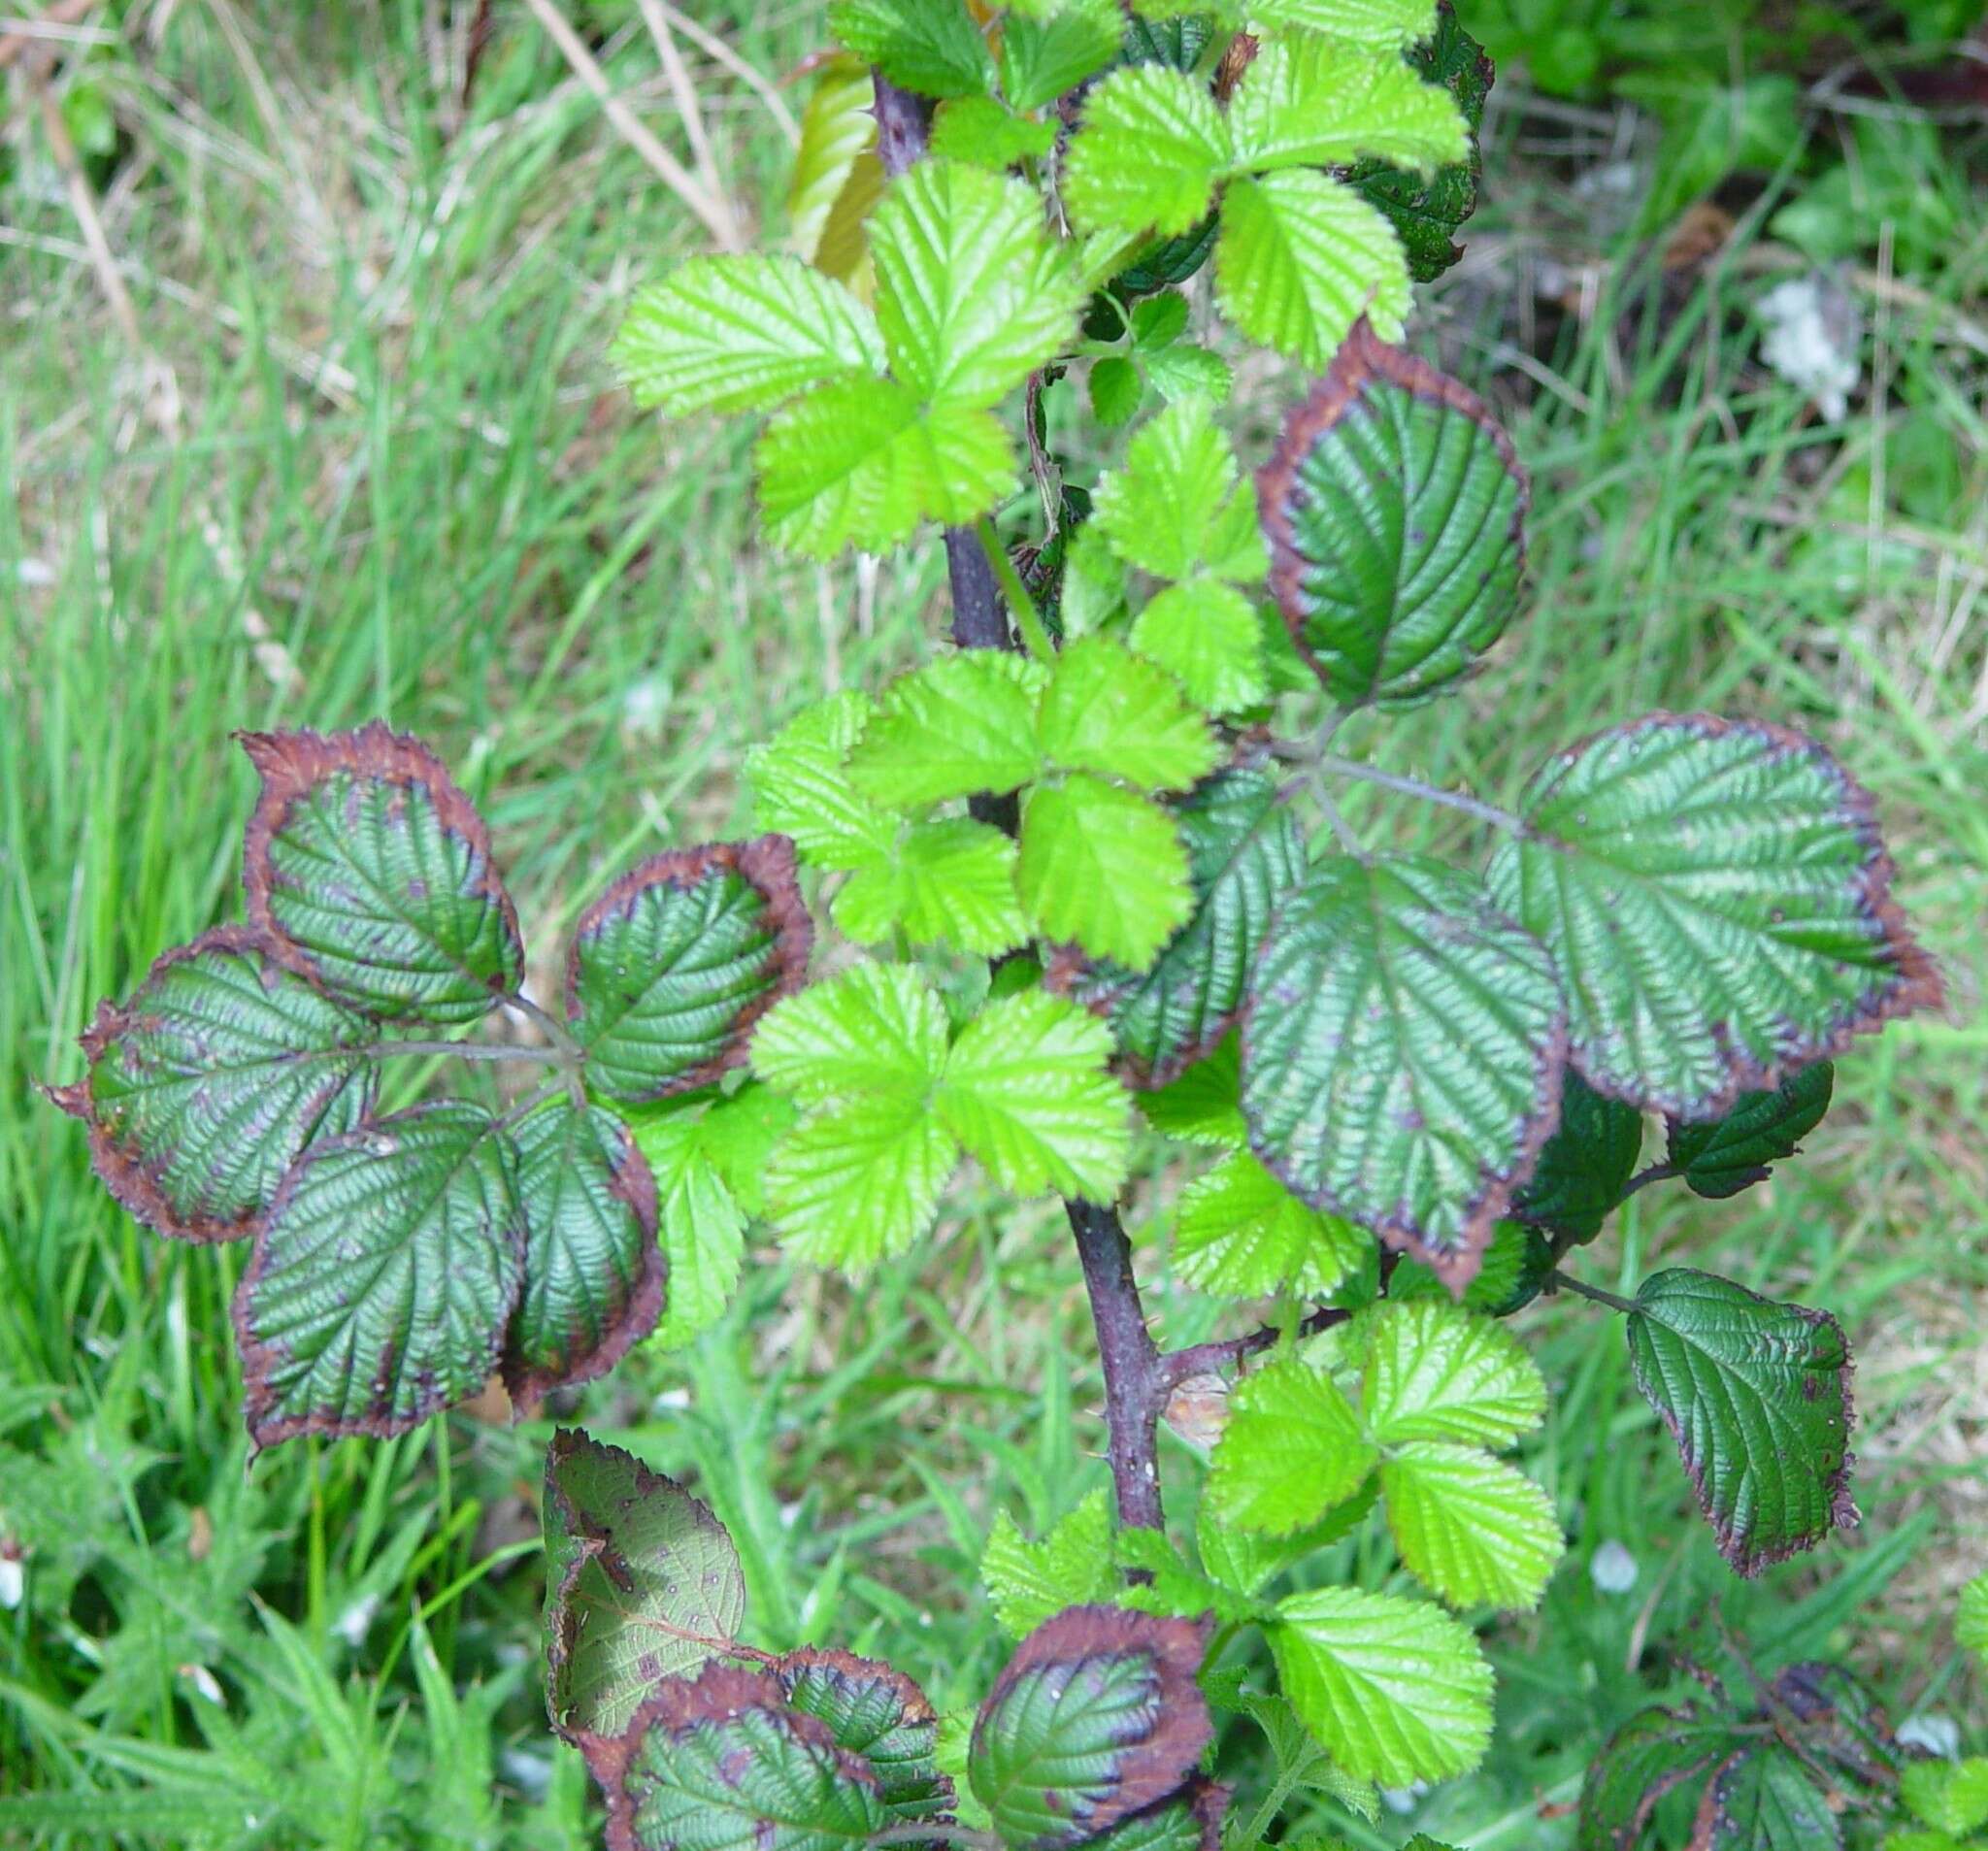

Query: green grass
left=3, top=6, right=1985, bottom=1847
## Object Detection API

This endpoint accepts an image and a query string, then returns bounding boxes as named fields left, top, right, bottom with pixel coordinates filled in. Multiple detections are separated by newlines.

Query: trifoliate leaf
left=1513, top=1071, right=1643, bottom=1243
left=1693, top=1746, right=1841, bottom=1851
left=1037, top=636, right=1220, bottom=792
left=566, top=838, right=812, bottom=1104
left=1361, top=1299, right=1546, bottom=1446
left=1269, top=1585, right=1493, bottom=1786
left=241, top=726, right=524, bottom=1025
left=871, top=160, right=1083, bottom=406
left=542, top=1429, right=746, bottom=1740
left=970, top=1606, right=1211, bottom=1848
left=787, top=56, right=883, bottom=288
left=54, top=927, right=376, bottom=1242
left=1579, top=1704, right=1736, bottom=1851
left=236, top=1103, right=522, bottom=1451
left=834, top=817, right=1029, bottom=957
left=1092, top=397, right=1268, bottom=584
left=1173, top=1152, right=1368, bottom=1299
left=1381, top=1443, right=1563, bottom=1611
left=1227, top=37, right=1467, bottom=175
left=930, top=97, right=1059, bottom=169
left=936, top=990, right=1132, bottom=1200
left=747, top=691, right=895, bottom=872
left=848, top=651, right=1047, bottom=808
left=767, top=1096, right=957, bottom=1270
left=1091, top=355, right=1144, bottom=428
left=1019, top=777, right=1193, bottom=970
left=1260, top=321, right=1528, bottom=709
left=981, top=1490, right=1116, bottom=1638
left=1244, top=0, right=1439, bottom=47
left=1142, top=1035, right=1247, bottom=1148
left=1625, top=1268, right=1855, bottom=1576
left=504, top=1103, right=664, bottom=1411
left=1667, top=1064, right=1833, bottom=1200
left=751, top=962, right=949, bottom=1105
left=1063, top=66, right=1231, bottom=238
left=828, top=0, right=995, bottom=98
left=629, top=1109, right=746, bottom=1352
left=776, top=1648, right=953, bottom=1823
left=1129, top=580, right=1267, bottom=715
left=1001, top=0, right=1122, bottom=111
left=1486, top=715, right=1941, bottom=1119
left=612, top=255, right=884, bottom=415
left=1208, top=1358, right=1378, bottom=1536
left=1215, top=172, right=1412, bottom=369
left=1242, top=856, right=1565, bottom=1287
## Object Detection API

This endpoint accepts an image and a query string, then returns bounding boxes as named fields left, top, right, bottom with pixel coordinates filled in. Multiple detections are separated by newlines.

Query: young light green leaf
left=1063, top=66, right=1231, bottom=238
left=1361, top=1299, right=1547, bottom=1447
left=1513, top=1071, right=1643, bottom=1244
left=236, top=1103, right=522, bottom=1451
left=567, top=838, right=812, bottom=1104
left=1667, top=1064, right=1833, bottom=1201
left=611, top=255, right=884, bottom=416
left=1244, top=0, right=1439, bottom=47
left=1090, top=355, right=1144, bottom=429
left=1143, top=343, right=1233, bottom=405
left=1238, top=1690, right=1381, bottom=1823
left=241, top=726, right=524, bottom=1026
left=1092, top=397, right=1268, bottom=584
left=1269, top=1585, right=1493, bottom=1786
left=1018, top=777, right=1193, bottom=970
left=1958, top=1573, right=1988, bottom=1665
left=747, top=691, right=895, bottom=872
left=828, top=0, right=995, bottom=98
left=1486, top=715, right=1941, bottom=1119
left=848, top=651, right=1047, bottom=807
left=542, top=1429, right=746, bottom=1740
left=629, top=1109, right=746, bottom=1352
left=1380, top=1443, right=1563, bottom=1610
left=1173, top=1152, right=1368, bottom=1300
left=1113, top=1530, right=1268, bottom=1626
left=767, top=1095, right=958, bottom=1270
left=1207, top=1358, right=1378, bottom=1537
left=834, top=817, right=1029, bottom=957
left=930, top=97, right=1059, bottom=169
left=1259, top=321, right=1529, bottom=709
left=1242, top=855, right=1565, bottom=1287
left=1037, top=636, right=1220, bottom=792
left=1215, top=172, right=1412, bottom=369
left=1129, top=580, right=1268, bottom=715
left=1198, top=1483, right=1381, bottom=1599
left=980, top=1490, right=1117, bottom=1638
left=751, top=961, right=949, bottom=1104
left=776, top=1648, right=953, bottom=1823
left=1000, top=0, right=1121, bottom=112
left=1625, top=1268, right=1855, bottom=1576
left=54, top=927, right=376, bottom=1243
left=1227, top=37, right=1467, bottom=175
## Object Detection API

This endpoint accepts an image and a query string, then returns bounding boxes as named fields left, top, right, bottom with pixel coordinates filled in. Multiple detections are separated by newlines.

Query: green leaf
left=567, top=839, right=812, bottom=1104
left=1238, top=1690, right=1380, bottom=1821
left=1209, top=1358, right=1377, bottom=1537
left=1215, top=172, right=1411, bottom=369
left=54, top=927, right=376, bottom=1242
left=930, top=97, right=1059, bottom=169
left=1242, top=855, right=1565, bottom=1286
left=504, top=1104, right=664, bottom=1410
left=847, top=652, right=1046, bottom=808
left=1092, top=397, right=1267, bottom=584
left=542, top=1429, right=746, bottom=1739
left=1392, top=1219, right=1554, bottom=1315
left=1063, top=66, right=1231, bottom=237
left=787, top=55, right=884, bottom=286
left=1625, top=1269, right=1855, bottom=1576
left=1958, top=1572, right=1988, bottom=1664
left=1269, top=1585, right=1493, bottom=1786
left=1143, top=344, right=1233, bottom=405
left=1693, top=1746, right=1841, bottom=1851
left=871, top=160, right=1083, bottom=406
left=751, top=962, right=948, bottom=1105
left=1380, top=1443, right=1562, bottom=1610
left=1243, top=0, right=1438, bottom=47
left=828, top=0, right=995, bottom=98
left=1001, top=0, right=1121, bottom=111
left=589, top=1664, right=889, bottom=1850
left=629, top=1109, right=747, bottom=1352
left=1486, top=715, right=1941, bottom=1119
left=776, top=1649, right=952, bottom=1823
left=1668, top=1065, right=1833, bottom=1201
left=969, top=1606, right=1211, bottom=1848
left=1141, top=1035, right=1247, bottom=1148
left=1113, top=1531, right=1268, bottom=1626
left=1129, top=580, right=1267, bottom=715
left=611, top=255, right=884, bottom=415
left=936, top=990, right=1132, bottom=1200
left=1173, top=1152, right=1368, bottom=1299
left=241, top=726, right=524, bottom=1026
left=1361, top=1299, right=1547, bottom=1447
left=746, top=692, right=895, bottom=873
left=834, top=817, right=1029, bottom=957
left=1077, top=1784, right=1227, bottom=1851
left=1513, top=1071, right=1643, bottom=1243
left=1903, top=1761, right=1988, bottom=1836
left=767, top=1095, right=957, bottom=1270
left=1037, top=636, right=1220, bottom=792
left=1227, top=37, right=1467, bottom=175
left=980, top=1490, right=1117, bottom=1638
left=1130, top=291, right=1190, bottom=348
left=1198, top=1483, right=1380, bottom=1599
left=1018, top=777, right=1192, bottom=970
left=1259, top=321, right=1527, bottom=709
left=236, top=1103, right=522, bottom=1451
left=1090, top=355, right=1144, bottom=428
left=1579, top=1704, right=1734, bottom=1851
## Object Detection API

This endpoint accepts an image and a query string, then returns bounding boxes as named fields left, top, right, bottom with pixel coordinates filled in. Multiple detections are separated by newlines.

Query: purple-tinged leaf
left=776, top=1647, right=952, bottom=1822
left=1690, top=1745, right=1840, bottom=1851
left=1579, top=1705, right=1737, bottom=1851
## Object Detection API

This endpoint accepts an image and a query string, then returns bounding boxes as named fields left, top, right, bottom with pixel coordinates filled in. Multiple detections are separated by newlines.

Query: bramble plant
left=50, top=0, right=1951, bottom=1845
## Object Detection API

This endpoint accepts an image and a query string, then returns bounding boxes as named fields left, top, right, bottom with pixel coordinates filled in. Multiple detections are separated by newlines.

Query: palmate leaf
left=543, top=1430, right=746, bottom=1742
left=1171, top=1151, right=1368, bottom=1300
left=1063, top=66, right=1231, bottom=239
left=241, top=725, right=524, bottom=1026
left=1379, top=1442, right=1562, bottom=1610
left=1667, top=1064, right=1833, bottom=1200
left=1513, top=1070, right=1643, bottom=1243
left=1206, top=1358, right=1377, bottom=1537
left=1579, top=1705, right=1735, bottom=1851
left=1226, top=37, right=1468, bottom=175
left=776, top=1649, right=952, bottom=1823
left=1485, top=714, right=1941, bottom=1120
left=969, top=1606, right=1211, bottom=1849
left=980, top=1489, right=1117, bottom=1638
left=827, top=0, right=994, bottom=98
left=1258, top=321, right=1529, bottom=709
left=566, top=838, right=812, bottom=1104
left=234, top=1102, right=524, bottom=1451
left=1242, top=855, right=1565, bottom=1287
left=1624, top=1269, right=1856, bottom=1575
left=52, top=926, right=376, bottom=1242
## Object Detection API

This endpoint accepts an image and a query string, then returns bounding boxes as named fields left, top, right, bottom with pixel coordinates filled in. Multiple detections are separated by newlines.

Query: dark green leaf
left=1693, top=1746, right=1841, bottom=1851
left=1513, top=1070, right=1642, bottom=1243
left=1767, top=1662, right=1898, bottom=1796
left=1579, top=1705, right=1734, bottom=1851
left=235, top=1103, right=522, bottom=1451
left=1079, top=1779, right=1227, bottom=1851
left=1625, top=1269, right=1855, bottom=1576
left=776, top=1647, right=952, bottom=1821
left=52, top=927, right=376, bottom=1242
left=1110, top=216, right=1219, bottom=299
left=1259, top=322, right=1528, bottom=709
left=241, top=725, right=524, bottom=1025
left=543, top=1429, right=747, bottom=1740
left=1119, top=13, right=1214, bottom=71
left=1668, top=1065, right=1833, bottom=1200
left=566, top=838, right=812, bottom=1104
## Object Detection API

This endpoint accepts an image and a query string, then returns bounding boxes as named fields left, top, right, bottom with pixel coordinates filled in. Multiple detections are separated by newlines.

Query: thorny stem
left=976, top=517, right=1056, bottom=664
left=1068, top=1201, right=1165, bottom=1534
left=1548, top=1271, right=1640, bottom=1316
left=1155, top=1305, right=1352, bottom=1392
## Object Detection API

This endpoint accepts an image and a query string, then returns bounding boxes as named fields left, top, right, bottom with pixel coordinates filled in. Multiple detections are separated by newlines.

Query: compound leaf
left=1128, top=580, right=1267, bottom=715
left=777, top=1648, right=952, bottom=1823
left=1259, top=321, right=1528, bottom=709
left=1380, top=1443, right=1563, bottom=1610
left=848, top=652, right=1047, bottom=808
left=1227, top=37, right=1467, bottom=176
left=53, top=927, right=376, bottom=1242
left=1242, top=856, right=1565, bottom=1287
left=1667, top=1064, right=1833, bottom=1201
left=1000, top=0, right=1121, bottom=112
left=746, top=691, right=895, bottom=873
left=1036, top=636, right=1220, bottom=792
left=751, top=961, right=948, bottom=1105
left=241, top=726, right=524, bottom=1026
left=504, top=1103, right=664, bottom=1411
left=1063, top=66, right=1231, bottom=239
left=1624, top=1269, right=1855, bottom=1575
left=1513, top=1070, right=1643, bottom=1243
left=1018, top=777, right=1192, bottom=971
left=1208, top=1358, right=1377, bottom=1536
left=1694, top=1746, right=1841, bottom=1851
left=1244, top=0, right=1438, bottom=46
left=834, top=817, right=1029, bottom=957
left=1361, top=1300, right=1546, bottom=1447
left=1172, top=1151, right=1369, bottom=1300
left=567, top=839, right=812, bottom=1104
left=980, top=1490, right=1117, bottom=1638
left=235, top=1102, right=522, bottom=1451
left=1092, top=397, right=1267, bottom=585
left=1486, top=715, right=1941, bottom=1119
left=828, top=0, right=995, bottom=97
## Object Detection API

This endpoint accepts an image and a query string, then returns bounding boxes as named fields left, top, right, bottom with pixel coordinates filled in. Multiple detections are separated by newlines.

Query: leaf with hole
left=1667, top=1064, right=1833, bottom=1200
